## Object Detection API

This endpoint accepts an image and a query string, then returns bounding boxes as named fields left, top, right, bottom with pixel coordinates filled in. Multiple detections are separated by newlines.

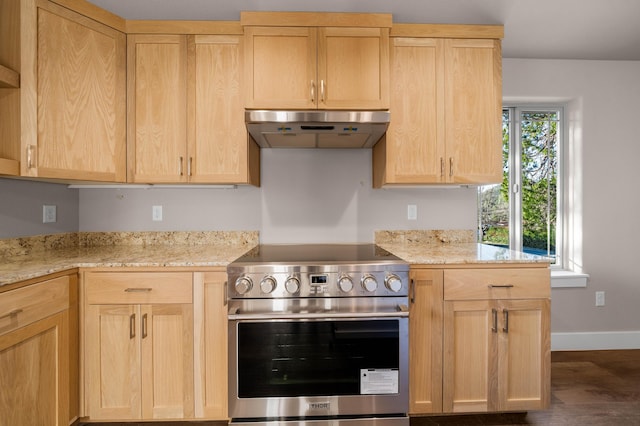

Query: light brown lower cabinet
left=84, top=271, right=195, bottom=420
left=82, top=269, right=229, bottom=421
left=0, top=273, right=77, bottom=425
left=409, top=265, right=550, bottom=416
left=194, top=271, right=228, bottom=419
left=442, top=267, right=551, bottom=413
left=409, top=269, right=443, bottom=414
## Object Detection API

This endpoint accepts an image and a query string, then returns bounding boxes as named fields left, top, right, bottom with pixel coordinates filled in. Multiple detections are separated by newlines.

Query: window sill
left=551, top=269, right=589, bottom=288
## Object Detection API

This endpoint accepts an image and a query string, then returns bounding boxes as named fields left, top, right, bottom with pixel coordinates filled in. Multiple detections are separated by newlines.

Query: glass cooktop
left=229, top=243, right=405, bottom=266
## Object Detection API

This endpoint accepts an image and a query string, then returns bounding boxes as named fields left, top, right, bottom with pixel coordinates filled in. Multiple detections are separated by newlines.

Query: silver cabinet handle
left=124, top=288, right=152, bottom=293
left=449, top=157, right=454, bottom=177
left=142, top=313, right=148, bottom=339
left=491, top=308, right=498, bottom=333
left=188, top=156, right=193, bottom=177
left=488, top=284, right=515, bottom=289
left=503, top=309, right=509, bottom=333
left=179, top=156, right=184, bottom=176
left=26, top=145, right=36, bottom=169
left=310, top=80, right=316, bottom=103
left=440, top=157, right=444, bottom=178
left=0, top=308, right=23, bottom=320
left=129, top=313, right=136, bottom=339
left=320, top=79, right=325, bottom=103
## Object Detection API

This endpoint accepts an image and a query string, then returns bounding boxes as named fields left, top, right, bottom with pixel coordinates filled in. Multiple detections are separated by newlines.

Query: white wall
left=503, top=58, right=640, bottom=345
left=79, top=149, right=477, bottom=243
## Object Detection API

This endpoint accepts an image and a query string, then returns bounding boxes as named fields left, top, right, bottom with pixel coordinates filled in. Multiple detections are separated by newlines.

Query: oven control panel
left=227, top=267, right=409, bottom=299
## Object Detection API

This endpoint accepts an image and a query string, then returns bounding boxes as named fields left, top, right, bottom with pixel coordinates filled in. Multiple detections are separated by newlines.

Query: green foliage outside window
left=480, top=109, right=558, bottom=259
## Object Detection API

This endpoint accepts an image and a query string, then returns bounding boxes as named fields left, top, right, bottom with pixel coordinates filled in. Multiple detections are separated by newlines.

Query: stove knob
left=337, top=275, right=354, bottom=293
left=385, top=274, right=403, bottom=293
left=285, top=276, right=300, bottom=294
left=361, top=274, right=378, bottom=293
left=260, top=276, right=277, bottom=294
left=234, top=276, right=253, bottom=295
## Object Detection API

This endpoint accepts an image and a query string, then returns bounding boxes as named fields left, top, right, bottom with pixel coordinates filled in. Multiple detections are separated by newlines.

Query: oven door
left=228, top=314, right=408, bottom=421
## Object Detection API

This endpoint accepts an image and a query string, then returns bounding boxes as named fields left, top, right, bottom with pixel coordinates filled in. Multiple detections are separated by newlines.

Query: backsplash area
left=79, top=149, right=478, bottom=244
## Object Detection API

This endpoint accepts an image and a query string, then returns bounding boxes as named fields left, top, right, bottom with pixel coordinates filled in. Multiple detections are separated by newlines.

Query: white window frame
left=495, top=103, right=588, bottom=287
left=505, top=105, right=562, bottom=267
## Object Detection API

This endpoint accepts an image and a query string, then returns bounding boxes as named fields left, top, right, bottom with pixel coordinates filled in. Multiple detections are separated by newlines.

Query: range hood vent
left=246, top=110, right=390, bottom=148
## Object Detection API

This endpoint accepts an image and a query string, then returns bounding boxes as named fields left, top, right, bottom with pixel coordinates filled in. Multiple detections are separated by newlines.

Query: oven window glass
left=237, top=319, right=400, bottom=398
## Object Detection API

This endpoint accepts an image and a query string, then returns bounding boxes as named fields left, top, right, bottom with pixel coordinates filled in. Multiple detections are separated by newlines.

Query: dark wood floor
left=412, top=350, right=640, bottom=425
left=79, top=350, right=640, bottom=426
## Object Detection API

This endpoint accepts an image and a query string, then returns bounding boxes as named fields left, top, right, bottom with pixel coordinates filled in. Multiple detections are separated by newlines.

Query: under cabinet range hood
left=245, top=110, right=390, bottom=149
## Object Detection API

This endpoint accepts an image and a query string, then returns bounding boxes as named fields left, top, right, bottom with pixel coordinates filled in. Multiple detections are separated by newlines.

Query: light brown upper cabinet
left=127, top=34, right=259, bottom=185
left=0, top=0, right=126, bottom=181
left=373, top=27, right=503, bottom=186
left=242, top=12, right=390, bottom=110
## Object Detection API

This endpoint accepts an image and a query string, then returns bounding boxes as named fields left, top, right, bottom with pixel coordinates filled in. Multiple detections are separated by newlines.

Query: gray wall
left=79, top=149, right=477, bottom=243
left=503, top=58, right=640, bottom=336
left=0, top=178, right=79, bottom=238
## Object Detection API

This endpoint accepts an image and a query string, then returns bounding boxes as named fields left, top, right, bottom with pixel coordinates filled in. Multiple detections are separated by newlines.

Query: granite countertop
left=379, top=242, right=549, bottom=265
left=0, top=231, right=259, bottom=287
left=375, top=230, right=550, bottom=265
left=0, top=229, right=550, bottom=287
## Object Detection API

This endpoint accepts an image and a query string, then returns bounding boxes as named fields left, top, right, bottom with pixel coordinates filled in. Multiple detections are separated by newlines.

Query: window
left=478, top=106, right=561, bottom=265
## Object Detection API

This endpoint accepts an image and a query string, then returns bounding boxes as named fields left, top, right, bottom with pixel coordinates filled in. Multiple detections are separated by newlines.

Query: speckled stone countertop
left=0, top=231, right=259, bottom=286
left=1, top=229, right=549, bottom=287
left=375, top=230, right=550, bottom=265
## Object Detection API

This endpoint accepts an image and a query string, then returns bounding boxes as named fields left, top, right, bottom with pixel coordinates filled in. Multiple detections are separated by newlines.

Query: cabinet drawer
left=85, top=272, right=193, bottom=305
left=0, top=275, right=69, bottom=336
left=444, top=268, right=550, bottom=300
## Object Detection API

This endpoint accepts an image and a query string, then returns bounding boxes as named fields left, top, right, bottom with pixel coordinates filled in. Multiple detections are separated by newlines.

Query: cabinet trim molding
left=241, top=11, right=392, bottom=28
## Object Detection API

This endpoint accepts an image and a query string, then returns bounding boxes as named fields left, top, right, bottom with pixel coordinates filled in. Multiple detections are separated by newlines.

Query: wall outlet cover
left=43, top=205, right=57, bottom=223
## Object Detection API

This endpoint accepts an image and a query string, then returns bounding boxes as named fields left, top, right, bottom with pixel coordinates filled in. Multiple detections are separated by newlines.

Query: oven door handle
left=228, top=308, right=409, bottom=321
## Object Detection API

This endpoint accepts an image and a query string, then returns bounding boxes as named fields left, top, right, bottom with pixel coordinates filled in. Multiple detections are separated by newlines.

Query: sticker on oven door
left=360, top=369, right=399, bottom=394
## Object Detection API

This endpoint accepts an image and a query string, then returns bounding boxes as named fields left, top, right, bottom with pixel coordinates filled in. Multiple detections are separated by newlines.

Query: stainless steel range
left=227, top=244, right=410, bottom=426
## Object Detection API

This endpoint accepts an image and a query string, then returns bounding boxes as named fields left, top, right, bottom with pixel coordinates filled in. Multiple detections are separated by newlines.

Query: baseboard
left=552, top=331, right=640, bottom=351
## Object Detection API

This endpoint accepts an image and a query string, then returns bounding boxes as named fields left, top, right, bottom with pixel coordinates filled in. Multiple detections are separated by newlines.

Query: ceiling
left=85, top=0, right=640, bottom=61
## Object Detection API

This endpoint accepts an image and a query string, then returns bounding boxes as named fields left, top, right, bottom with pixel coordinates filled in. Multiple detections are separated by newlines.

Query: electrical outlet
left=43, top=205, right=57, bottom=223
left=595, top=291, right=605, bottom=307
left=152, top=205, right=163, bottom=221
left=407, top=204, right=418, bottom=220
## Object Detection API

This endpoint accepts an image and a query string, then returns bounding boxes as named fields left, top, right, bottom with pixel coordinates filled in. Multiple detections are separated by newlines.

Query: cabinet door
left=35, top=2, right=126, bottom=181
left=318, top=27, right=389, bottom=109
left=141, top=303, right=194, bottom=419
left=85, top=304, right=142, bottom=419
left=188, top=35, right=259, bottom=185
left=497, top=299, right=550, bottom=411
left=444, top=39, right=502, bottom=184
left=374, top=38, right=444, bottom=187
left=409, top=269, right=443, bottom=414
left=443, top=300, right=495, bottom=413
left=194, top=272, right=228, bottom=418
left=128, top=34, right=188, bottom=183
left=244, top=27, right=316, bottom=109
left=0, top=312, right=68, bottom=425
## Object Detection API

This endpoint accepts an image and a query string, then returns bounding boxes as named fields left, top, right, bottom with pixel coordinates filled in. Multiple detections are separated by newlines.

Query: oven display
left=310, top=274, right=328, bottom=294
left=311, top=274, right=328, bottom=284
